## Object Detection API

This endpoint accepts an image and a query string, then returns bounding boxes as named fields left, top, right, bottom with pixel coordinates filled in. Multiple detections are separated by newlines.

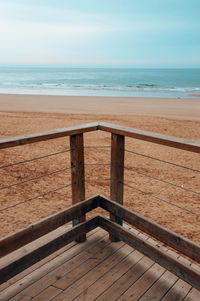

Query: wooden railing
left=1, top=122, right=199, bottom=235
left=0, top=122, right=200, bottom=288
left=0, top=195, right=200, bottom=290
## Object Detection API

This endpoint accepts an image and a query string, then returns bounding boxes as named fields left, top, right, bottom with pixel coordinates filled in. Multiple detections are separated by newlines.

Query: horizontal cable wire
left=0, top=167, right=71, bottom=191
left=0, top=184, right=72, bottom=212
left=0, top=149, right=71, bottom=170
left=123, top=182, right=200, bottom=217
left=85, top=163, right=110, bottom=166
left=124, top=166, right=200, bottom=196
left=84, top=145, right=111, bottom=149
left=85, top=178, right=111, bottom=182
left=124, top=149, right=200, bottom=173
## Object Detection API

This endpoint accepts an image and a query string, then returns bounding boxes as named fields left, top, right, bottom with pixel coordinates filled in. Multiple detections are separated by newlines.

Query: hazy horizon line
left=1, top=63, right=200, bottom=69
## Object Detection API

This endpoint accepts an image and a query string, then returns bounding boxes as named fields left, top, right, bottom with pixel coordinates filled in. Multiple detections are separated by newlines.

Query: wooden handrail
left=99, top=196, right=200, bottom=263
left=98, top=122, right=200, bottom=153
left=0, top=195, right=100, bottom=258
left=0, top=121, right=199, bottom=289
left=0, top=122, right=98, bottom=150
left=0, top=121, right=199, bottom=152
left=0, top=216, right=99, bottom=284
left=99, top=215, right=200, bottom=291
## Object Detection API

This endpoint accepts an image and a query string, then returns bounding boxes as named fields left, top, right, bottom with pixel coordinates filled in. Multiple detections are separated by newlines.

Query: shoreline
left=0, top=93, right=200, bottom=121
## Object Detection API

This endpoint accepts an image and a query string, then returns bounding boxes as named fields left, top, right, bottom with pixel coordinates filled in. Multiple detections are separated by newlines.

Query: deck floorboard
left=0, top=228, right=199, bottom=301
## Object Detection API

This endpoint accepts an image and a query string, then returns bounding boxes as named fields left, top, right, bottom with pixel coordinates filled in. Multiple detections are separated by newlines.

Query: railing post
left=110, top=133, right=125, bottom=241
left=70, top=133, right=86, bottom=242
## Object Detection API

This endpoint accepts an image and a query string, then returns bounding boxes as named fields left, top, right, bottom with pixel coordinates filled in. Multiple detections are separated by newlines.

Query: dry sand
left=0, top=94, right=200, bottom=245
left=0, top=93, right=200, bottom=120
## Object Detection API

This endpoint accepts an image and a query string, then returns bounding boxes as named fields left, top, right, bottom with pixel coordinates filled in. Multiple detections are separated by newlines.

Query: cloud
left=0, top=1, right=116, bottom=51
left=0, top=0, right=199, bottom=65
left=0, top=1, right=118, bottom=63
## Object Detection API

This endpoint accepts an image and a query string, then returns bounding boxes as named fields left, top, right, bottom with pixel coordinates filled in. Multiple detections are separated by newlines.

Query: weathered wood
left=0, top=229, right=104, bottom=300
left=0, top=122, right=98, bottom=149
left=161, top=279, right=192, bottom=301
left=0, top=216, right=98, bottom=284
left=118, top=263, right=166, bottom=300
left=0, top=195, right=100, bottom=257
left=110, top=133, right=125, bottom=205
left=74, top=250, right=144, bottom=301
left=98, top=122, right=200, bottom=153
left=99, top=216, right=200, bottom=291
left=70, top=133, right=86, bottom=242
left=99, top=196, right=200, bottom=263
left=110, top=133, right=124, bottom=241
left=1, top=121, right=200, bottom=154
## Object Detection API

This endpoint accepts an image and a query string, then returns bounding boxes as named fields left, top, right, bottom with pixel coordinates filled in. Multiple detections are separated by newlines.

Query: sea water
left=0, top=66, right=200, bottom=98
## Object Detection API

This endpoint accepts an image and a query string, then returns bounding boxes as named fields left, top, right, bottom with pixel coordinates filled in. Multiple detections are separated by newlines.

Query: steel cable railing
left=85, top=163, right=110, bottom=166
left=84, top=145, right=111, bottom=149
left=123, top=182, right=200, bottom=217
left=1, top=135, right=199, bottom=225
left=123, top=146, right=200, bottom=218
left=0, top=167, right=71, bottom=191
left=85, top=178, right=110, bottom=182
left=124, top=166, right=200, bottom=196
left=0, top=143, right=110, bottom=213
left=0, top=149, right=71, bottom=170
left=0, top=184, right=72, bottom=212
left=124, top=148, right=200, bottom=173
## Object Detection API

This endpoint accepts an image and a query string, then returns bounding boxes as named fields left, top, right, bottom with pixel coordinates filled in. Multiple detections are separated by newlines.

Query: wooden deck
left=0, top=227, right=200, bottom=301
left=0, top=122, right=200, bottom=300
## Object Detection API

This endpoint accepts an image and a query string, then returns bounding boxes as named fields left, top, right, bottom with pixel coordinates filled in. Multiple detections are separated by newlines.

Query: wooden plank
left=110, top=133, right=125, bottom=205
left=52, top=243, right=128, bottom=300
left=117, top=263, right=165, bottom=301
left=0, top=216, right=98, bottom=284
left=184, top=288, right=200, bottom=301
left=98, top=122, right=200, bottom=153
left=96, top=255, right=153, bottom=301
left=0, top=226, right=74, bottom=293
left=14, top=230, right=109, bottom=300
left=53, top=241, right=125, bottom=292
left=70, top=133, right=86, bottom=242
left=74, top=249, right=143, bottom=301
left=0, top=229, right=105, bottom=301
left=98, top=216, right=200, bottom=291
left=1, top=121, right=200, bottom=154
left=0, top=122, right=98, bottom=150
left=110, top=133, right=124, bottom=241
left=99, top=196, right=200, bottom=263
left=161, top=279, right=192, bottom=301
left=70, top=133, right=85, bottom=204
left=0, top=195, right=100, bottom=257
left=31, top=286, right=62, bottom=301
left=138, top=270, right=178, bottom=301
left=1, top=121, right=199, bottom=154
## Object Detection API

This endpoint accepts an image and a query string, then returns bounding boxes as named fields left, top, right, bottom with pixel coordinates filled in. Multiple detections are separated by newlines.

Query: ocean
left=0, top=66, right=200, bottom=98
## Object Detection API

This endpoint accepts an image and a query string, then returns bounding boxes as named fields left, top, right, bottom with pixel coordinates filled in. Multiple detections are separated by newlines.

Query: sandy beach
left=0, top=93, right=200, bottom=120
left=0, top=94, right=200, bottom=244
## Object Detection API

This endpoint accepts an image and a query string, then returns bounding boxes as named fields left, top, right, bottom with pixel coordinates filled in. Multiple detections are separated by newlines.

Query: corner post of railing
left=70, top=133, right=86, bottom=242
left=110, top=132, right=125, bottom=241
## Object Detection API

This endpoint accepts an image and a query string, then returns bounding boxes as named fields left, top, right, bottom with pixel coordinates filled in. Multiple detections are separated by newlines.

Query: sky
left=0, top=0, right=200, bottom=67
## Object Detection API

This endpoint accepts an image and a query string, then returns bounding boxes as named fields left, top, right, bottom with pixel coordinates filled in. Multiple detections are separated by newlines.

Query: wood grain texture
left=0, top=195, right=100, bottom=257
left=98, top=216, right=200, bottom=291
left=0, top=122, right=98, bottom=149
left=1, top=121, right=199, bottom=153
left=98, top=122, right=200, bottom=153
left=70, top=133, right=86, bottom=241
left=110, top=133, right=124, bottom=241
left=0, top=216, right=98, bottom=284
left=99, top=196, right=200, bottom=263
